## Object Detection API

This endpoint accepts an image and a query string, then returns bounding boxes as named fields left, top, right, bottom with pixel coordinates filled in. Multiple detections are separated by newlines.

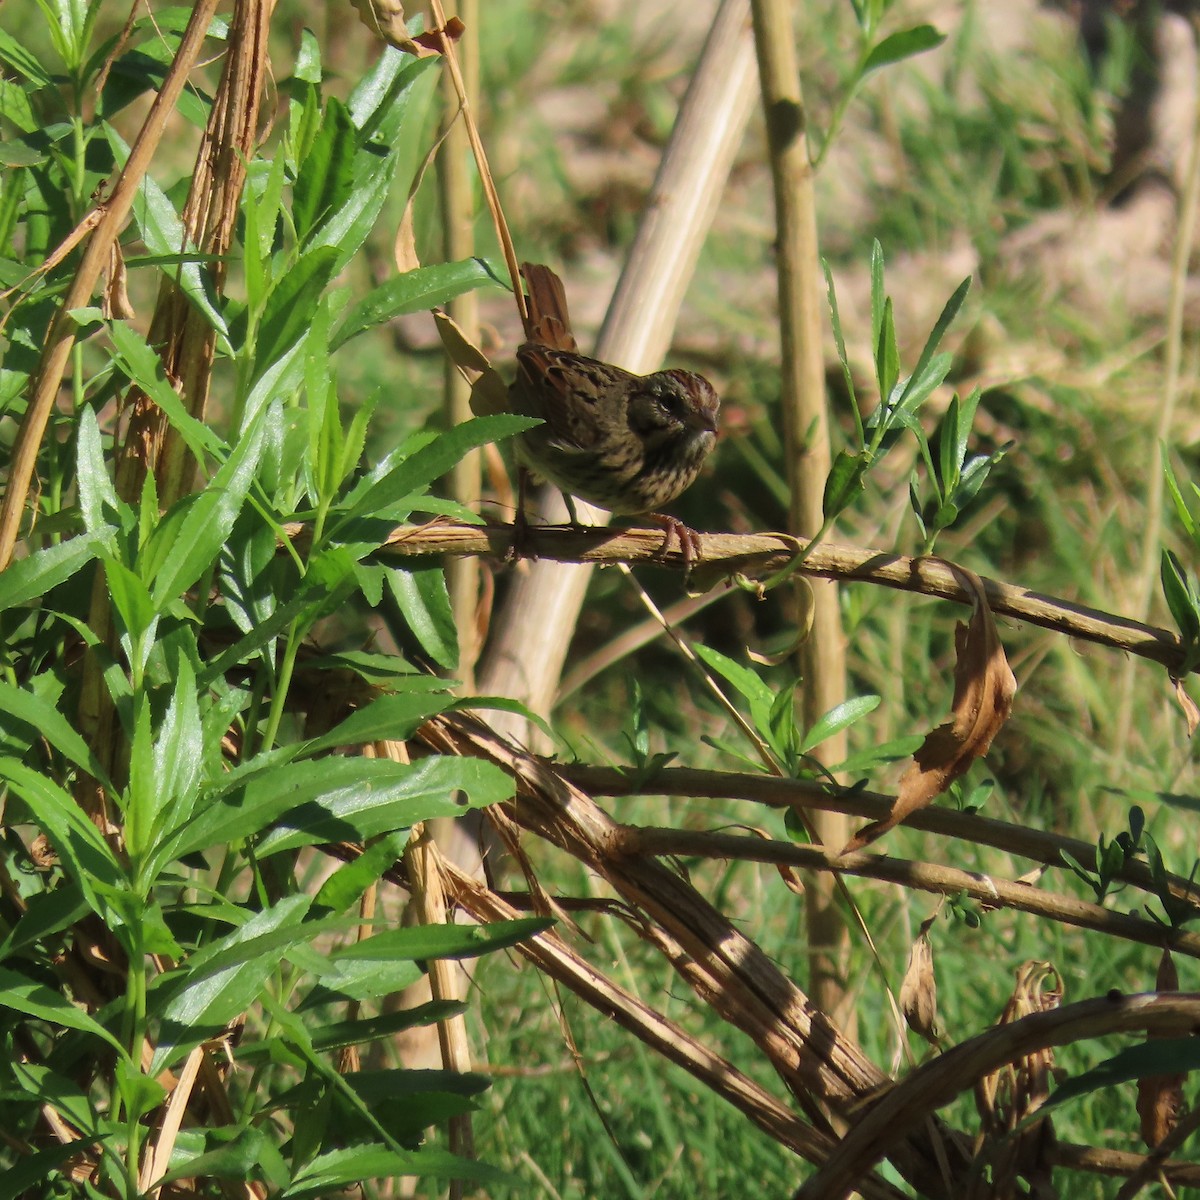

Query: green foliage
left=0, top=6, right=534, bottom=1195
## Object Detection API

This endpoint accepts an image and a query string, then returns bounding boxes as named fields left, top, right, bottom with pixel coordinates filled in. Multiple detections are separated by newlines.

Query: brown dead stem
left=420, top=710, right=972, bottom=1199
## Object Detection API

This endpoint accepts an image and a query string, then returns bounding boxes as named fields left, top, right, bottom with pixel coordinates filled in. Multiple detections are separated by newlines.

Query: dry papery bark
left=402, top=711, right=1200, bottom=1198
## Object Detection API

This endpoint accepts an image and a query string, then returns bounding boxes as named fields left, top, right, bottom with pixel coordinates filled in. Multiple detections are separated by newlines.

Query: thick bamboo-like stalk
left=77, top=0, right=274, bottom=814
left=1116, top=56, right=1200, bottom=748
left=475, top=0, right=759, bottom=736
left=750, top=0, right=850, bottom=1023
left=439, top=0, right=483, bottom=689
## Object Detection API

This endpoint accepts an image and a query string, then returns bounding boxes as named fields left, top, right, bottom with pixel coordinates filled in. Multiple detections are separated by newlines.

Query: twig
left=361, top=522, right=1190, bottom=674
left=611, top=826, right=1200, bottom=959
left=563, top=764, right=1200, bottom=907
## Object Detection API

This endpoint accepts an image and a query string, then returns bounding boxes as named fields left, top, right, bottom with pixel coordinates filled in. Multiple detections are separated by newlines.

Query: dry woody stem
left=362, top=520, right=1193, bottom=675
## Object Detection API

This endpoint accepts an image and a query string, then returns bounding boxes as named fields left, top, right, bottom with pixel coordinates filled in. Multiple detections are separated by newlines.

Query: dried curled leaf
left=1136, top=949, right=1186, bottom=1148
left=433, top=309, right=509, bottom=418
left=348, top=0, right=464, bottom=57
left=103, top=241, right=134, bottom=320
left=899, top=917, right=939, bottom=1046
left=1172, top=677, right=1200, bottom=737
left=974, top=961, right=1062, bottom=1197
left=845, top=562, right=1016, bottom=853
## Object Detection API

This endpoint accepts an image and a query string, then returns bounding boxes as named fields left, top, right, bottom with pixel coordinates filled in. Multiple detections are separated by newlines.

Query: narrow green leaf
left=148, top=400, right=273, bottom=608
left=198, top=575, right=332, bottom=687
left=332, top=917, right=552, bottom=964
left=104, top=554, right=157, bottom=645
left=823, top=259, right=861, bottom=439
left=75, top=406, right=125, bottom=548
left=294, top=98, right=357, bottom=243
left=833, top=734, right=925, bottom=775
left=175, top=755, right=510, bottom=858
left=153, top=1126, right=275, bottom=1189
left=282, top=1145, right=511, bottom=1198
left=1161, top=550, right=1200, bottom=645
left=693, top=644, right=775, bottom=735
left=313, top=55, right=440, bottom=272
left=386, top=565, right=458, bottom=669
left=252, top=246, right=339, bottom=386
left=1162, top=449, right=1198, bottom=542
left=0, top=967, right=125, bottom=1054
left=301, top=956, right=424, bottom=1005
left=766, top=684, right=798, bottom=763
left=0, top=28, right=53, bottom=86
left=0, top=1141, right=92, bottom=1200
left=298, top=1002, right=467, bottom=1054
left=315, top=831, right=409, bottom=913
left=108, top=319, right=225, bottom=462
left=335, top=414, right=536, bottom=531
left=0, top=535, right=100, bottom=613
left=0, top=884, right=89, bottom=965
left=869, top=240, right=885, bottom=363
left=1043, top=1038, right=1200, bottom=1113
left=863, top=25, right=946, bottom=75
left=897, top=276, right=971, bottom=408
left=255, top=756, right=515, bottom=854
left=822, top=449, right=868, bottom=520
left=150, top=895, right=313, bottom=1072
left=799, top=695, right=881, bottom=755
left=876, top=297, right=899, bottom=405
left=294, top=27, right=322, bottom=82
left=0, top=680, right=112, bottom=787
left=938, top=395, right=961, bottom=490
left=332, top=259, right=505, bottom=350
left=301, top=692, right=455, bottom=756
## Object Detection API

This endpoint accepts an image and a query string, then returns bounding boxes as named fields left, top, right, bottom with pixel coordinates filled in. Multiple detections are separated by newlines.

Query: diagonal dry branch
left=364, top=521, right=1191, bottom=674
left=434, top=861, right=920, bottom=1199
left=420, top=710, right=972, bottom=1198
left=408, top=711, right=1200, bottom=1196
